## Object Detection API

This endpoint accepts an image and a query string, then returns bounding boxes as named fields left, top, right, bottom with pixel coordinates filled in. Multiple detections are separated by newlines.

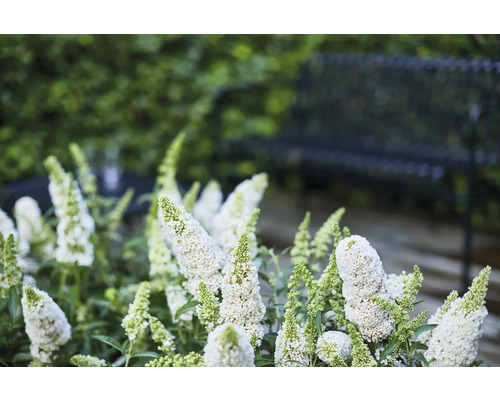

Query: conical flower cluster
left=220, top=233, right=266, bottom=346
left=158, top=195, right=226, bottom=297
left=211, top=173, right=267, bottom=252
left=45, top=156, right=95, bottom=266
left=336, top=235, right=394, bottom=342
left=122, top=281, right=151, bottom=341
left=21, top=286, right=71, bottom=363
left=316, top=331, right=352, bottom=366
left=424, top=267, right=491, bottom=367
left=203, top=323, right=255, bottom=367
left=193, top=180, right=223, bottom=233
left=274, top=308, right=309, bottom=367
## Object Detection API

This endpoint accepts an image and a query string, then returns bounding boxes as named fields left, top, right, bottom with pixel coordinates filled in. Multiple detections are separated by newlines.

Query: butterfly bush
left=0, top=136, right=494, bottom=368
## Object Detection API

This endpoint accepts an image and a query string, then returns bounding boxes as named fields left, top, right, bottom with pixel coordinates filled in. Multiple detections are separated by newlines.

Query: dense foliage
left=0, top=135, right=492, bottom=367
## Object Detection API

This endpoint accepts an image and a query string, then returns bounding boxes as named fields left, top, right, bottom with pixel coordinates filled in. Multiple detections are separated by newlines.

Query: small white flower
left=204, top=323, right=255, bottom=367
left=275, top=321, right=309, bottom=367
left=14, top=196, right=43, bottom=251
left=166, top=284, right=193, bottom=325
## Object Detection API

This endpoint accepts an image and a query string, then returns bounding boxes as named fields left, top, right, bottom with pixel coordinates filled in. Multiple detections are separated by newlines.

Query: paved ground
left=256, top=187, right=500, bottom=367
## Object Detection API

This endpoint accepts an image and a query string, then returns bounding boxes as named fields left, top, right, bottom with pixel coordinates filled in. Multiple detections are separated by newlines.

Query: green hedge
left=2, top=34, right=499, bottom=189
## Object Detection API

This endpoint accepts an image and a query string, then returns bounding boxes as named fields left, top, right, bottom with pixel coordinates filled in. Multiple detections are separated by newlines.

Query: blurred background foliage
left=1, top=34, right=500, bottom=229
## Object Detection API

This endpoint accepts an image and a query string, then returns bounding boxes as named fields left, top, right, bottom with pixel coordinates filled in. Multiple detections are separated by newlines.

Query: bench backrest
left=283, top=53, right=500, bottom=166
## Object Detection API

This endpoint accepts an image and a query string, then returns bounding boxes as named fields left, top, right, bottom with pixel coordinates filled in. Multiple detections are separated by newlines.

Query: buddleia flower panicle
left=146, top=352, right=205, bottom=367
left=197, top=281, right=223, bottom=332
left=182, top=181, right=201, bottom=213
left=336, top=235, right=394, bottom=342
left=22, top=286, right=72, bottom=363
left=148, top=218, right=179, bottom=278
left=44, top=156, right=95, bottom=267
left=275, top=307, right=309, bottom=367
left=107, top=188, right=134, bottom=237
left=193, top=180, right=223, bottom=233
left=159, top=195, right=226, bottom=297
left=386, top=271, right=412, bottom=299
left=372, top=266, right=427, bottom=344
left=220, top=233, right=266, bottom=346
left=122, top=281, right=151, bottom=341
left=69, top=143, right=98, bottom=198
left=148, top=315, right=175, bottom=353
left=348, top=323, right=377, bottom=367
left=156, top=132, right=185, bottom=206
left=424, top=266, right=491, bottom=367
left=13, top=196, right=42, bottom=253
left=211, top=173, right=268, bottom=252
left=203, top=323, right=255, bottom=367
left=418, top=290, right=459, bottom=345
left=70, top=354, right=107, bottom=367
left=1, top=207, right=28, bottom=256
left=310, top=207, right=346, bottom=260
left=0, top=234, right=22, bottom=296
left=316, top=331, right=352, bottom=366
left=290, top=211, right=311, bottom=266
left=166, top=284, right=193, bottom=325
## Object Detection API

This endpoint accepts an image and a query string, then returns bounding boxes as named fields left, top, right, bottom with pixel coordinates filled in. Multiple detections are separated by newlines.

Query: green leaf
left=8, top=286, right=22, bottom=323
left=412, top=353, right=430, bottom=366
left=409, top=341, right=428, bottom=352
left=93, top=335, right=123, bottom=353
left=413, top=299, right=426, bottom=307
left=12, top=352, right=33, bottom=363
left=378, top=338, right=401, bottom=363
left=174, top=299, right=198, bottom=320
left=130, top=351, right=160, bottom=359
left=413, top=324, right=437, bottom=337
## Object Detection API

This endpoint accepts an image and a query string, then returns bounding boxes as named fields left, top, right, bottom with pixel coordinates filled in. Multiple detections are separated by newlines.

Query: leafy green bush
left=0, top=136, right=492, bottom=367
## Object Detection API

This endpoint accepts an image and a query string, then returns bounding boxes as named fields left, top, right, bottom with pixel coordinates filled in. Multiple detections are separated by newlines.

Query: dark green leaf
left=412, top=353, right=430, bottom=366
left=413, top=299, right=426, bottom=307
left=12, top=352, right=33, bottom=363
left=409, top=341, right=428, bottom=352
left=413, top=324, right=437, bottom=337
left=174, top=299, right=198, bottom=320
left=93, top=335, right=123, bottom=352
left=130, top=351, right=160, bottom=359
left=378, top=338, right=401, bottom=363
left=8, top=286, right=22, bottom=322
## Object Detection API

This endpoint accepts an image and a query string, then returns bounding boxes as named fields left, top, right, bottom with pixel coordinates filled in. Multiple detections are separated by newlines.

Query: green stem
left=178, top=329, right=186, bottom=345
left=59, top=270, right=67, bottom=299
left=125, top=342, right=134, bottom=368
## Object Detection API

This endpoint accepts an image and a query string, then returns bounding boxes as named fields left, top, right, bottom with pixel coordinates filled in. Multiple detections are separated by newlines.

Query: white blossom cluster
left=166, top=284, right=193, bottom=325
left=13, top=196, right=43, bottom=252
left=203, top=323, right=255, bottom=367
left=193, top=180, right=223, bottom=233
left=159, top=195, right=227, bottom=297
left=0, top=207, right=28, bottom=255
left=211, top=173, right=267, bottom=252
left=149, top=315, right=176, bottom=353
left=46, top=157, right=95, bottom=266
left=316, top=331, right=352, bottom=365
left=220, top=234, right=266, bottom=346
left=386, top=271, right=411, bottom=299
left=21, top=286, right=71, bottom=363
left=122, top=282, right=150, bottom=341
left=336, top=235, right=395, bottom=342
left=423, top=299, right=487, bottom=367
left=148, top=219, right=179, bottom=277
left=275, top=322, right=309, bottom=367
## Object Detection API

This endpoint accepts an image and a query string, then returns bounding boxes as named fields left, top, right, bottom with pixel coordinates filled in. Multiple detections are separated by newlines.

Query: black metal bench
left=216, top=53, right=500, bottom=292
